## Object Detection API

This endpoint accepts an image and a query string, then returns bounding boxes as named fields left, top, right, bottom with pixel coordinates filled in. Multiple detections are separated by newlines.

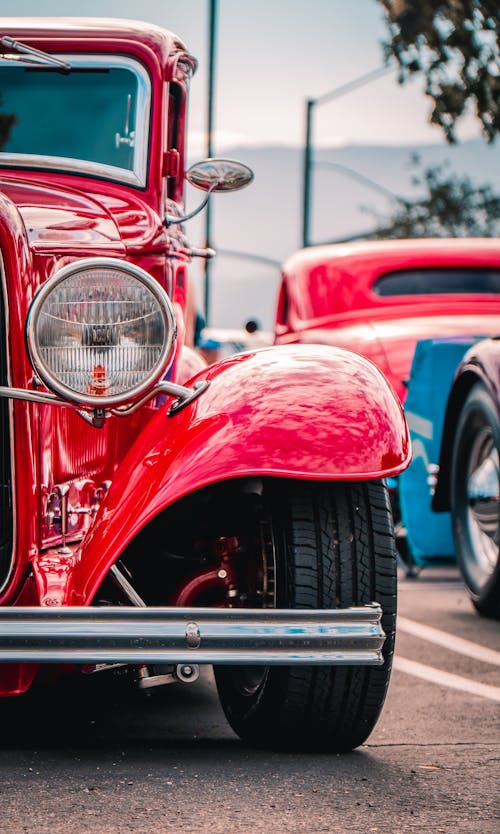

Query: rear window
left=373, top=268, right=500, bottom=296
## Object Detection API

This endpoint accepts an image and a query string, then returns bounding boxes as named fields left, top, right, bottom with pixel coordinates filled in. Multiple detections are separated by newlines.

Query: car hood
left=0, top=177, right=125, bottom=250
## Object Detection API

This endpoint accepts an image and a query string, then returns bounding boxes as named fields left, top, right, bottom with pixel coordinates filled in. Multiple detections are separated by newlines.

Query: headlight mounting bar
left=0, top=378, right=210, bottom=425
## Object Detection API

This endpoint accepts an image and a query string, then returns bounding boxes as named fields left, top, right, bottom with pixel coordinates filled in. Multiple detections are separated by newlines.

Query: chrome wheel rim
left=465, top=426, right=500, bottom=591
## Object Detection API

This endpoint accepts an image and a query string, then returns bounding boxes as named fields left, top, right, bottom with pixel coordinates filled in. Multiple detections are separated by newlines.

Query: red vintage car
left=275, top=238, right=500, bottom=402
left=433, top=337, right=500, bottom=618
left=0, top=19, right=410, bottom=751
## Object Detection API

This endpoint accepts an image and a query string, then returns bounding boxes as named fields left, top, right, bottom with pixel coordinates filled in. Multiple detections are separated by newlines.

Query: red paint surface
left=276, top=239, right=500, bottom=400
left=68, top=344, right=410, bottom=604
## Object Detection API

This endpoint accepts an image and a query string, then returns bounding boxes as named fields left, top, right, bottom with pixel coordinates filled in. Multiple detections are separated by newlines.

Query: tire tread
left=215, top=478, right=397, bottom=751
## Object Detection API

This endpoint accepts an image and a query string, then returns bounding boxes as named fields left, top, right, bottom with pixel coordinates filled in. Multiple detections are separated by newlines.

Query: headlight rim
left=26, top=257, right=177, bottom=408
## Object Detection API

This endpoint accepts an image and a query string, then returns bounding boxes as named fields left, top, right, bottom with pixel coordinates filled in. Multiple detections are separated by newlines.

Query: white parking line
left=394, top=656, right=500, bottom=703
left=398, top=616, right=500, bottom=667
left=398, top=580, right=463, bottom=591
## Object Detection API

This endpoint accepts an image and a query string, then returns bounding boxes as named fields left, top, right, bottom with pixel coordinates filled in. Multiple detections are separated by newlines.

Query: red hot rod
left=0, top=18, right=410, bottom=751
left=275, top=238, right=500, bottom=403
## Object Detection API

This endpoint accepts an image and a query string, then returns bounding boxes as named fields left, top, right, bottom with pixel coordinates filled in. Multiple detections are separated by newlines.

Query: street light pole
left=301, top=65, right=393, bottom=248
left=302, top=98, right=314, bottom=249
left=204, top=0, right=218, bottom=324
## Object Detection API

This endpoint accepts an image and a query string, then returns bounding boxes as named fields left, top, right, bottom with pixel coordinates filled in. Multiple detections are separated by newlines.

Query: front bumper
left=0, top=605, right=385, bottom=666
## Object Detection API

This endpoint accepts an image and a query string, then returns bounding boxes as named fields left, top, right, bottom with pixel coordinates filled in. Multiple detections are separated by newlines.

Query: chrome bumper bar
left=0, top=605, right=385, bottom=666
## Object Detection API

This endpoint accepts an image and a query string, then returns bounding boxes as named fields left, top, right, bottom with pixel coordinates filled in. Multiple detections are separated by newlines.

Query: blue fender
left=399, top=337, right=480, bottom=565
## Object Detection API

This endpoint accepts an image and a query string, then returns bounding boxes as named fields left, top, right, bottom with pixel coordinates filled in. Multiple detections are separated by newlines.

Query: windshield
left=0, top=55, right=151, bottom=186
left=373, top=268, right=500, bottom=296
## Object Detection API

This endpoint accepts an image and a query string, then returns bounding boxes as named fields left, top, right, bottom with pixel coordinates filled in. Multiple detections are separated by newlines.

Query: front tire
left=451, top=384, right=500, bottom=619
left=215, top=479, right=396, bottom=752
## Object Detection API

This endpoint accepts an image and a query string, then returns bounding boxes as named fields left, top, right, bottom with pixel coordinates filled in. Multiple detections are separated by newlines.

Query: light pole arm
left=301, top=65, right=393, bottom=249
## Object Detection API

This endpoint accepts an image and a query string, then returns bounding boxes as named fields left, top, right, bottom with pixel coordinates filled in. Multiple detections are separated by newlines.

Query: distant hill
left=187, top=139, right=500, bottom=330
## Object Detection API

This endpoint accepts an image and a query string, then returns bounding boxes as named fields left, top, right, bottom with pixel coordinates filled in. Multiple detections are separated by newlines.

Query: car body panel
left=62, top=344, right=410, bottom=606
left=398, top=337, right=480, bottom=564
left=398, top=337, right=500, bottom=616
left=276, top=239, right=500, bottom=401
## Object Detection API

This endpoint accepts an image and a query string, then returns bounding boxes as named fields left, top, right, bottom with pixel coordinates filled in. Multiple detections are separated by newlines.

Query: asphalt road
left=0, top=566, right=498, bottom=834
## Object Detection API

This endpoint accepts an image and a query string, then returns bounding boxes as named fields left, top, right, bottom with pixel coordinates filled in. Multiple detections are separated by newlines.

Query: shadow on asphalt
left=0, top=670, right=383, bottom=769
left=0, top=670, right=219, bottom=746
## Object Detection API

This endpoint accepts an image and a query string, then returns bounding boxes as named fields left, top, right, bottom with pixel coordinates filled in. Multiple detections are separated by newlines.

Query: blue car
left=399, top=337, right=500, bottom=619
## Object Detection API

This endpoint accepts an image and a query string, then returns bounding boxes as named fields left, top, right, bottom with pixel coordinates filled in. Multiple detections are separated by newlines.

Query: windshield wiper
left=0, top=36, right=71, bottom=72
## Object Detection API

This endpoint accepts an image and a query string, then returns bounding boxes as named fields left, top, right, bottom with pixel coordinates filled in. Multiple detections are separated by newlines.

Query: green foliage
left=378, top=1, right=499, bottom=142
left=365, top=155, right=500, bottom=237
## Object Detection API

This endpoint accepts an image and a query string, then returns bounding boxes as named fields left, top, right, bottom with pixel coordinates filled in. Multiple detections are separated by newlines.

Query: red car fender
left=69, top=344, right=410, bottom=604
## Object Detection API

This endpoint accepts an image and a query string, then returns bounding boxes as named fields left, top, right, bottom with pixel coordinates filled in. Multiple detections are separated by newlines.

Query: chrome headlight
left=26, top=259, right=176, bottom=407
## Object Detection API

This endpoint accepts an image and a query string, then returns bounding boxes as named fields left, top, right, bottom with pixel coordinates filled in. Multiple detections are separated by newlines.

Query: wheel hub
left=466, top=429, right=499, bottom=581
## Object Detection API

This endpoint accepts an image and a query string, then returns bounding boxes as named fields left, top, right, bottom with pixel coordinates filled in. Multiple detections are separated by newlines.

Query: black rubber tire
left=214, top=479, right=397, bottom=752
left=451, top=384, right=500, bottom=620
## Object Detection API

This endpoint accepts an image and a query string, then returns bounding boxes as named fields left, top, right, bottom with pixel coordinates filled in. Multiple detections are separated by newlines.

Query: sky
left=1, top=0, right=483, bottom=157
left=1, top=0, right=493, bottom=330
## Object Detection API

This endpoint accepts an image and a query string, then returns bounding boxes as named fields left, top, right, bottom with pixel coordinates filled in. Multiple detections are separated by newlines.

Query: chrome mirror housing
left=186, top=158, right=254, bottom=192
left=165, top=158, right=254, bottom=227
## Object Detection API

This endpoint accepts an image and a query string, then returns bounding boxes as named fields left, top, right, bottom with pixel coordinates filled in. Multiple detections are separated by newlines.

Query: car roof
left=0, top=17, right=190, bottom=67
left=282, top=238, right=500, bottom=274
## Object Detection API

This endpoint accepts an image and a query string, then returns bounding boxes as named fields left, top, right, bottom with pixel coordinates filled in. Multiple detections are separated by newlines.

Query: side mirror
left=165, top=158, right=254, bottom=226
left=186, top=158, right=254, bottom=193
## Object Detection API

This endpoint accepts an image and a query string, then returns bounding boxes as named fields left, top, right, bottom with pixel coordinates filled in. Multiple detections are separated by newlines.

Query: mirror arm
left=165, top=183, right=217, bottom=227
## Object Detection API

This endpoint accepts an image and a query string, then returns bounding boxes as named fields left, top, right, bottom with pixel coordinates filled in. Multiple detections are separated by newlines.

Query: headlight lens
left=26, top=259, right=176, bottom=406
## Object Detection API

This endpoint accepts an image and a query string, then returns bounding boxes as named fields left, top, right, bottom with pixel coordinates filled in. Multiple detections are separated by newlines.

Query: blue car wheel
left=451, top=383, right=500, bottom=619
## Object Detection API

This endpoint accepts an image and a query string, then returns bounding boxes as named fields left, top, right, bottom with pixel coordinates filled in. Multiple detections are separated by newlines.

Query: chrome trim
left=0, top=387, right=112, bottom=430
left=468, top=454, right=499, bottom=504
left=174, top=664, right=199, bottom=683
left=25, top=258, right=177, bottom=409
left=465, top=428, right=499, bottom=587
left=0, top=386, right=87, bottom=408
left=0, top=253, right=15, bottom=596
left=110, top=380, right=209, bottom=416
left=109, top=564, right=146, bottom=608
left=135, top=663, right=200, bottom=687
left=165, top=186, right=214, bottom=226
left=166, top=380, right=210, bottom=416
left=427, top=463, right=440, bottom=496
left=186, top=158, right=254, bottom=193
left=0, top=55, right=151, bottom=187
left=0, top=153, right=145, bottom=188
left=0, top=605, right=385, bottom=665
left=0, top=379, right=209, bottom=413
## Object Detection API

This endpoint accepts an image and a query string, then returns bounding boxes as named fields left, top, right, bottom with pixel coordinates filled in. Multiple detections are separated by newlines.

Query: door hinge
left=163, top=149, right=180, bottom=177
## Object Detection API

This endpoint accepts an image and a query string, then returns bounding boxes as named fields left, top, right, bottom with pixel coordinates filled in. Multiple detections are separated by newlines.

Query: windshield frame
left=0, top=53, right=152, bottom=188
